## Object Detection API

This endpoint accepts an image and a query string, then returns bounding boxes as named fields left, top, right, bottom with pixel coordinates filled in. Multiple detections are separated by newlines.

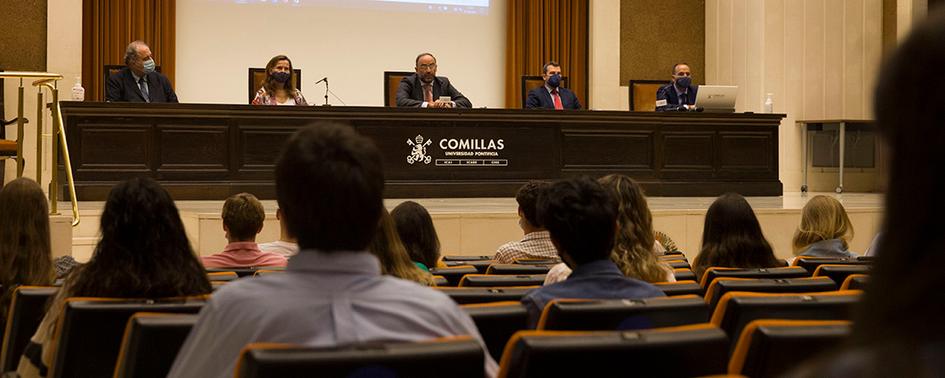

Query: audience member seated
left=105, top=40, right=178, bottom=103
left=257, top=208, right=299, bottom=258
left=369, top=208, right=435, bottom=286
left=544, top=175, right=673, bottom=285
left=493, top=181, right=558, bottom=264
left=391, top=201, right=442, bottom=271
left=791, top=195, right=858, bottom=264
left=168, top=123, right=497, bottom=378
left=251, top=55, right=308, bottom=106
left=521, top=177, right=664, bottom=328
left=201, top=193, right=287, bottom=269
left=790, top=10, right=945, bottom=377
left=16, top=177, right=212, bottom=377
left=0, top=178, right=54, bottom=327
left=692, top=193, right=781, bottom=279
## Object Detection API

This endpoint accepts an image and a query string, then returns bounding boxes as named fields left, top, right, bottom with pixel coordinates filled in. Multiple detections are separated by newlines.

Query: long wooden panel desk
left=60, top=102, right=784, bottom=200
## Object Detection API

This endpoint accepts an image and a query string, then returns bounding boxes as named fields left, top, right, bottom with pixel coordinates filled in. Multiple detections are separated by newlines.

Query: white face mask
left=142, top=59, right=156, bottom=74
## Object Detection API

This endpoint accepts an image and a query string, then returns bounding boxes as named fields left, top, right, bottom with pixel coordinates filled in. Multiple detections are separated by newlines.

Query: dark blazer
left=396, top=74, right=472, bottom=108
left=655, top=83, right=698, bottom=111
left=524, top=86, right=581, bottom=110
left=105, top=67, right=179, bottom=103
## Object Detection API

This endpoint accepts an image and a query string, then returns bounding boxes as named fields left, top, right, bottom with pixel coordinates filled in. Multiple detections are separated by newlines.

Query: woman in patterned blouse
left=251, top=55, right=308, bottom=106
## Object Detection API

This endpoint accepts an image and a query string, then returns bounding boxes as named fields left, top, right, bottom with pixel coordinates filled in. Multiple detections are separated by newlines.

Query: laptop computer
left=695, top=85, right=738, bottom=113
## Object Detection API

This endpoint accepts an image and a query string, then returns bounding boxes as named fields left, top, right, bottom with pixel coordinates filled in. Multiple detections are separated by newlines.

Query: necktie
left=552, top=89, right=563, bottom=110
left=680, top=92, right=688, bottom=107
left=423, top=84, right=433, bottom=103
left=138, top=77, right=151, bottom=103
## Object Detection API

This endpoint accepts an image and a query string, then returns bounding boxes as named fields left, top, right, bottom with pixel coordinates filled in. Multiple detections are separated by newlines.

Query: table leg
left=837, top=122, right=845, bottom=193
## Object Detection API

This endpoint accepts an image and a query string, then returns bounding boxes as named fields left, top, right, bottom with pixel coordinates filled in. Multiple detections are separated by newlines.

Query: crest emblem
left=406, top=135, right=433, bottom=165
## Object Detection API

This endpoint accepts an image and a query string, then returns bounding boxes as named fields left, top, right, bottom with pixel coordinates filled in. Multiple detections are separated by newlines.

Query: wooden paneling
left=61, top=103, right=784, bottom=200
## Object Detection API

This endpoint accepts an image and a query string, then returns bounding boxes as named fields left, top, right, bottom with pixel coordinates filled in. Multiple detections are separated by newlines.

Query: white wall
left=175, top=1, right=507, bottom=107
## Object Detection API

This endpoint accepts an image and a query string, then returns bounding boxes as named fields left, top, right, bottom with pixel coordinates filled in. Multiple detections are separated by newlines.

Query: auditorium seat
left=536, top=295, right=709, bottom=331
left=498, top=324, right=729, bottom=377
left=461, top=301, right=528, bottom=361
left=485, top=264, right=551, bottom=275
left=700, top=267, right=810, bottom=289
left=429, top=266, right=478, bottom=286
left=512, top=258, right=559, bottom=265
left=435, top=287, right=536, bottom=305
left=704, top=277, right=838, bottom=310
left=48, top=296, right=208, bottom=378
left=653, top=280, right=704, bottom=296
left=383, top=71, right=414, bottom=107
left=673, top=268, right=697, bottom=281
left=665, top=260, right=692, bottom=270
left=234, top=337, right=485, bottom=378
left=206, top=267, right=284, bottom=278
left=206, top=271, right=238, bottom=281
left=728, top=319, right=851, bottom=377
left=442, top=255, right=492, bottom=262
left=113, top=313, right=198, bottom=378
left=628, top=79, right=666, bottom=111
left=253, top=269, right=285, bottom=277
left=444, top=260, right=493, bottom=274
left=793, top=256, right=872, bottom=274
left=459, top=274, right=546, bottom=287
left=710, top=290, right=861, bottom=345
left=813, top=264, right=872, bottom=286
left=840, top=274, right=869, bottom=291
left=0, top=286, right=58, bottom=373
left=432, top=275, right=449, bottom=287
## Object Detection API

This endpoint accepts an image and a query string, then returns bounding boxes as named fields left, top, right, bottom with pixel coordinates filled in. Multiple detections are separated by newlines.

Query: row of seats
left=231, top=319, right=851, bottom=378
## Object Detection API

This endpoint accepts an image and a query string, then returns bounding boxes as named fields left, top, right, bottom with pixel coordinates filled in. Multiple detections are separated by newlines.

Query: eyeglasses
left=418, top=64, right=437, bottom=70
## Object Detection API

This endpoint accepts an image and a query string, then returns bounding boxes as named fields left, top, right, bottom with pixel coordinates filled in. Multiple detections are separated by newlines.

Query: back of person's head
left=792, top=195, right=854, bottom=255
left=598, top=174, right=666, bottom=282
left=369, top=208, right=434, bottom=286
left=70, top=177, right=210, bottom=298
left=222, top=193, right=265, bottom=242
left=0, top=178, right=54, bottom=303
left=515, top=181, right=549, bottom=228
left=390, top=201, right=441, bottom=268
left=538, top=177, right=617, bottom=266
left=276, top=123, right=384, bottom=252
left=851, top=7, right=945, bottom=352
left=694, top=193, right=778, bottom=277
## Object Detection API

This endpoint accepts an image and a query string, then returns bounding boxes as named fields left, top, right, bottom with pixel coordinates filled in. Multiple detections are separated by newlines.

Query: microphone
left=314, top=77, right=328, bottom=85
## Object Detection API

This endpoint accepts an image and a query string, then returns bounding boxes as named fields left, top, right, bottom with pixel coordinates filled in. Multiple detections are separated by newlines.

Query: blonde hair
left=222, top=193, right=265, bottom=241
left=598, top=174, right=671, bottom=283
left=370, top=208, right=435, bottom=286
left=792, top=195, right=854, bottom=255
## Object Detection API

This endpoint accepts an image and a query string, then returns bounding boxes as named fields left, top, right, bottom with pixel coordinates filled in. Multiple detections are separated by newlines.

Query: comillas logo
left=438, top=138, right=505, bottom=150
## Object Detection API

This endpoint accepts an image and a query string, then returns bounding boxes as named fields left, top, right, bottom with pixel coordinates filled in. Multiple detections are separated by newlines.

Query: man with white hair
left=105, top=40, right=178, bottom=103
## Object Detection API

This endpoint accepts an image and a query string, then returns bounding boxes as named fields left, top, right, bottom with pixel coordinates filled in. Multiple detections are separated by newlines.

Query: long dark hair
left=390, top=201, right=441, bottom=268
left=67, top=177, right=211, bottom=298
left=262, top=55, right=297, bottom=96
left=369, top=208, right=434, bottom=286
left=850, top=7, right=945, bottom=351
left=0, top=178, right=54, bottom=318
left=693, top=193, right=779, bottom=278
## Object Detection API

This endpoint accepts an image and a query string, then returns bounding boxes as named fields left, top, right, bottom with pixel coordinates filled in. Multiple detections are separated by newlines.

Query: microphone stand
left=322, top=78, right=330, bottom=106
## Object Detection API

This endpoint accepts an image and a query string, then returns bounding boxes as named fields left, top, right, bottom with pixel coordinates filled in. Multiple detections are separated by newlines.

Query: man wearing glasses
left=655, top=63, right=698, bottom=112
left=396, top=53, right=472, bottom=108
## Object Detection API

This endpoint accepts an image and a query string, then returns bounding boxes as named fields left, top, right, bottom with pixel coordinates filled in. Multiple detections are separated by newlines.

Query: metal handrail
left=0, top=71, right=78, bottom=226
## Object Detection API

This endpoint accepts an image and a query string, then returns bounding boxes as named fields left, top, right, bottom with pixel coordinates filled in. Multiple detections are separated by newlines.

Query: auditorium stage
left=62, top=192, right=884, bottom=264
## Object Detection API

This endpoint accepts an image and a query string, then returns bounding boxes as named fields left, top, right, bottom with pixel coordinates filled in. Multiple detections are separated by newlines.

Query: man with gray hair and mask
left=105, top=40, right=178, bottom=103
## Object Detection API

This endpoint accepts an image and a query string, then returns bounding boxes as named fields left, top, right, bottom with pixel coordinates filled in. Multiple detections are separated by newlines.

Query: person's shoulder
left=376, top=276, right=462, bottom=311
left=400, top=74, right=418, bottom=84
left=656, top=83, right=674, bottom=93
left=435, top=76, right=452, bottom=85
left=619, top=276, right=665, bottom=297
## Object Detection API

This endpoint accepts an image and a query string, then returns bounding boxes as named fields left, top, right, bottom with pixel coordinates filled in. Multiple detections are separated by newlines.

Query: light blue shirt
left=168, top=250, right=497, bottom=378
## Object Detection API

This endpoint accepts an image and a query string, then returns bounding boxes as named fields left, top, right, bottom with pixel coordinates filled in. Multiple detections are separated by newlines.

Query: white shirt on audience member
left=258, top=240, right=299, bottom=258
left=167, top=250, right=497, bottom=378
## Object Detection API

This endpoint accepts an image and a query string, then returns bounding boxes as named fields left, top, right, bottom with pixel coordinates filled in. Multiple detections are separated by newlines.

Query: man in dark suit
left=105, top=40, right=178, bottom=103
left=655, top=63, right=698, bottom=111
left=396, top=53, right=471, bottom=108
left=524, top=61, right=581, bottom=110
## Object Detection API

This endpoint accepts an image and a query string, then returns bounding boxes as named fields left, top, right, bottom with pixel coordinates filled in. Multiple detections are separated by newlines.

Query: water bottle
left=72, top=77, right=85, bottom=101
left=764, top=93, right=774, bottom=113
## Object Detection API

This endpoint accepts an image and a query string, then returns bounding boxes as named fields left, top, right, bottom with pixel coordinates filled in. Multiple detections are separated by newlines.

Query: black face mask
left=675, top=76, right=692, bottom=88
left=272, top=71, right=291, bottom=83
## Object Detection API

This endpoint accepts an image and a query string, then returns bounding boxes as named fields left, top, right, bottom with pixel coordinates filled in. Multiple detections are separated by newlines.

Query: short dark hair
left=672, top=63, right=690, bottom=75
left=391, top=201, right=441, bottom=268
left=516, top=181, right=549, bottom=227
left=222, top=193, right=265, bottom=241
left=276, top=123, right=384, bottom=251
left=415, top=53, right=436, bottom=67
left=542, top=61, right=560, bottom=75
left=537, top=177, right=617, bottom=265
